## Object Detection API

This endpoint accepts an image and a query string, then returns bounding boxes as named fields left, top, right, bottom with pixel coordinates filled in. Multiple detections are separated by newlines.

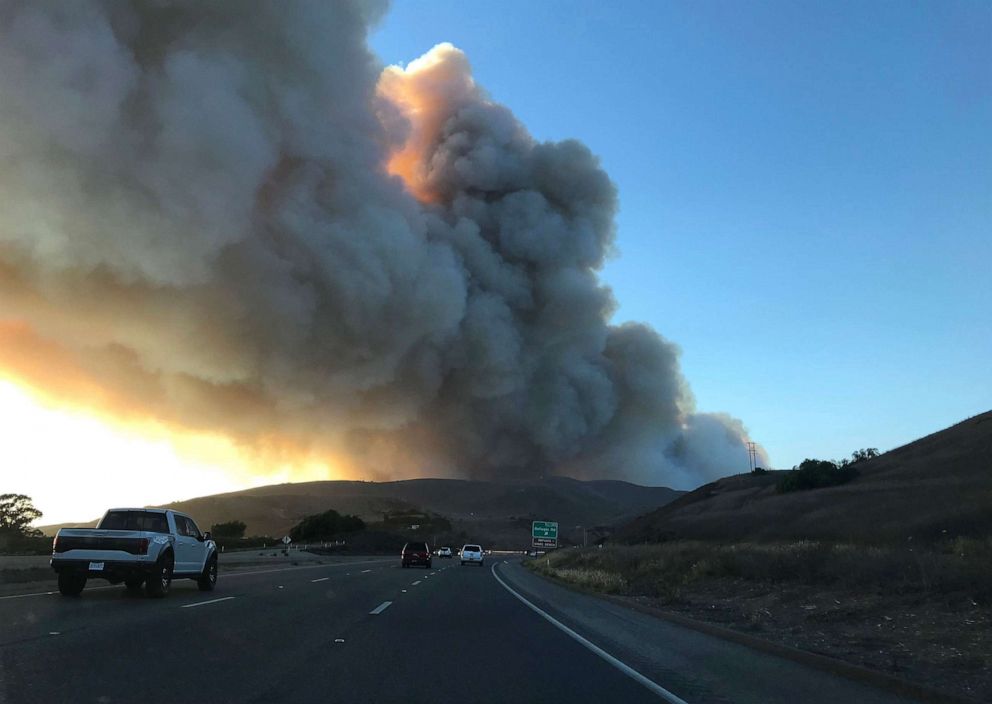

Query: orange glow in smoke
left=377, top=43, right=477, bottom=202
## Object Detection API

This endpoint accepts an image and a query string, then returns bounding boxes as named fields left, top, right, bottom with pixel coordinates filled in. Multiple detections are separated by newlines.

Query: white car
left=437, top=546, right=453, bottom=558
left=460, top=544, right=484, bottom=566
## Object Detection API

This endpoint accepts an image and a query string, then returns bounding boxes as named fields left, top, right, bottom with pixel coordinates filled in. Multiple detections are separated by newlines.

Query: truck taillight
left=137, top=538, right=149, bottom=555
left=52, top=536, right=61, bottom=553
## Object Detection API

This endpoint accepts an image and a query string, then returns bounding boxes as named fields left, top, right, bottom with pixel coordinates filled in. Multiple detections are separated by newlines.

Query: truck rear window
left=98, top=511, right=170, bottom=534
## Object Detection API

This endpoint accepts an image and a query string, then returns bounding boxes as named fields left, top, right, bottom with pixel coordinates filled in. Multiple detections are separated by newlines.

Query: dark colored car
left=401, top=541, right=432, bottom=569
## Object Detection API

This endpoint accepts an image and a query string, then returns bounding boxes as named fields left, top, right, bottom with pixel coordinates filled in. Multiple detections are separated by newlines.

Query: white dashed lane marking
left=369, top=601, right=392, bottom=615
left=180, top=596, right=236, bottom=609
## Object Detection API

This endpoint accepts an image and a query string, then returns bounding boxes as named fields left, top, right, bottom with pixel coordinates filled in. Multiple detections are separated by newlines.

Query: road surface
left=0, top=556, right=920, bottom=703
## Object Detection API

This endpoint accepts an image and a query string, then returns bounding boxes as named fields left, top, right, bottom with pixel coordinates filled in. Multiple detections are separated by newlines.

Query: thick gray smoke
left=0, top=0, right=766, bottom=488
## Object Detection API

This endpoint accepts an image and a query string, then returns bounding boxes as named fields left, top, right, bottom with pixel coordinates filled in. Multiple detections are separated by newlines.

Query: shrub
left=210, top=520, right=247, bottom=539
left=0, top=533, right=52, bottom=555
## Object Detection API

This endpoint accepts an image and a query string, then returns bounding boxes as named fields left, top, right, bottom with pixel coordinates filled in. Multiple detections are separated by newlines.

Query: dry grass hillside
left=533, top=412, right=992, bottom=701
left=617, top=411, right=992, bottom=545
left=42, top=477, right=682, bottom=545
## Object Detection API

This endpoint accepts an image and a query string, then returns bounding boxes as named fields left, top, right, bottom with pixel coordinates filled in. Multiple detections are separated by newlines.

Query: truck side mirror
left=201, top=532, right=211, bottom=542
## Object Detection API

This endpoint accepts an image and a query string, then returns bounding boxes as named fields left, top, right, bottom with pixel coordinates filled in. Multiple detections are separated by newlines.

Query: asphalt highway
left=0, top=555, right=921, bottom=704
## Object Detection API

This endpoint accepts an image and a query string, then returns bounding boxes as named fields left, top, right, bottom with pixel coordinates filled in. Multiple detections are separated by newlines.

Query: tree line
left=776, top=448, right=879, bottom=493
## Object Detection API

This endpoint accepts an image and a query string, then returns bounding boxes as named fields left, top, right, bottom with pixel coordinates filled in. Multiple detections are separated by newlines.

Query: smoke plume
left=0, top=1, right=766, bottom=488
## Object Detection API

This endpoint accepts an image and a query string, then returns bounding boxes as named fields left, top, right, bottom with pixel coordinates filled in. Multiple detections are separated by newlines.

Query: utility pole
left=746, top=441, right=757, bottom=473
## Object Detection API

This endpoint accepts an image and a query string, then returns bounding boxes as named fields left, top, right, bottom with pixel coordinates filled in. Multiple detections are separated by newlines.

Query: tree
left=289, top=509, right=365, bottom=542
left=210, top=520, right=247, bottom=539
left=776, top=459, right=859, bottom=493
left=850, top=448, right=880, bottom=463
left=0, top=494, right=43, bottom=536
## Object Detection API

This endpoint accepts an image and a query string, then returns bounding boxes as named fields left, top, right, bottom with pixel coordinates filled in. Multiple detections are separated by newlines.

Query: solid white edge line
left=369, top=600, right=392, bottom=615
left=180, top=596, right=236, bottom=609
left=491, top=563, right=689, bottom=704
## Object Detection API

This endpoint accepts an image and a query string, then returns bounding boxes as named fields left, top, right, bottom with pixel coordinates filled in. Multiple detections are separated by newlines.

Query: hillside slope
left=617, top=410, right=992, bottom=544
left=43, top=477, right=682, bottom=544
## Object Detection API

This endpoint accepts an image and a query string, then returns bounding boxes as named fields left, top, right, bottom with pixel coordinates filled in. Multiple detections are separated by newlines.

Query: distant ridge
left=616, top=411, right=992, bottom=545
left=42, top=477, right=683, bottom=543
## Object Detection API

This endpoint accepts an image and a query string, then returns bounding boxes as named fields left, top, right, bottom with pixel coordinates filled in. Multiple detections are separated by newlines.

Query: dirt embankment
left=529, top=542, right=992, bottom=703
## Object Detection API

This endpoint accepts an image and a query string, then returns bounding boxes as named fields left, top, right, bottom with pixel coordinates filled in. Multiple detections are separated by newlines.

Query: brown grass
left=616, top=411, right=992, bottom=546
left=529, top=539, right=992, bottom=604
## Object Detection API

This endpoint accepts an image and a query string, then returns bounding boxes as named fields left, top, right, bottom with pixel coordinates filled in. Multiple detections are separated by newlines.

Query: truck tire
left=145, top=553, right=173, bottom=598
left=197, top=555, right=218, bottom=591
left=125, top=578, right=144, bottom=592
left=57, top=572, right=86, bottom=596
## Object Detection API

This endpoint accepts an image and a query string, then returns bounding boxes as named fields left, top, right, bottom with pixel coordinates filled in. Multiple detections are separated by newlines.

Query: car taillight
left=137, top=538, right=149, bottom=555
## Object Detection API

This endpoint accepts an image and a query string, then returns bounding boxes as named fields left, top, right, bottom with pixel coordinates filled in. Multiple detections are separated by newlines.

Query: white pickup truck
left=51, top=508, right=218, bottom=598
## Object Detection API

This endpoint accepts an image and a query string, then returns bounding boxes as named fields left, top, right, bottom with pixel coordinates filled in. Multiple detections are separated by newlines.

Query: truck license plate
left=88, top=562, right=104, bottom=571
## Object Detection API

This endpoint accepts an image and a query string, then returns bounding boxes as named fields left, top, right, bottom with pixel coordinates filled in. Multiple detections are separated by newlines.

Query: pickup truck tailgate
left=54, top=530, right=151, bottom=555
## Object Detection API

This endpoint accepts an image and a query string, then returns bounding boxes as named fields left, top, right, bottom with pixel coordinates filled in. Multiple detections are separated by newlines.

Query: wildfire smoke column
left=0, top=1, right=765, bottom=488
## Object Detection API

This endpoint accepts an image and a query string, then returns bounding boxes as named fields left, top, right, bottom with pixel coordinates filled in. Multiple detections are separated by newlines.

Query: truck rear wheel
left=145, top=553, right=173, bottom=598
left=197, top=555, right=218, bottom=591
left=57, top=572, right=86, bottom=596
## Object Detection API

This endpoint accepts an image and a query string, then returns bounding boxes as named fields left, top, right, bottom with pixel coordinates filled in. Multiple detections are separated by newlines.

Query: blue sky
left=370, top=1, right=991, bottom=469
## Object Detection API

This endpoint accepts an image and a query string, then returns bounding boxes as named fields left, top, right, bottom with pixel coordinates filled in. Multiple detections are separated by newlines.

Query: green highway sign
left=532, top=521, right=558, bottom=548
left=532, top=521, right=558, bottom=539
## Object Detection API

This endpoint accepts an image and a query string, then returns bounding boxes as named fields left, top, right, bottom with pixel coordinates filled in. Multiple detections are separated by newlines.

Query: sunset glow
left=0, top=379, right=340, bottom=527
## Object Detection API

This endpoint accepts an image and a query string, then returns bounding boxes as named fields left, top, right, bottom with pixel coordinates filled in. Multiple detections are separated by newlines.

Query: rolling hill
left=42, top=477, right=683, bottom=547
left=616, top=410, right=992, bottom=545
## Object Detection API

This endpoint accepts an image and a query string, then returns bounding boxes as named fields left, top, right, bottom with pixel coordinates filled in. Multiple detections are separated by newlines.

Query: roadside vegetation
left=529, top=539, right=992, bottom=603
